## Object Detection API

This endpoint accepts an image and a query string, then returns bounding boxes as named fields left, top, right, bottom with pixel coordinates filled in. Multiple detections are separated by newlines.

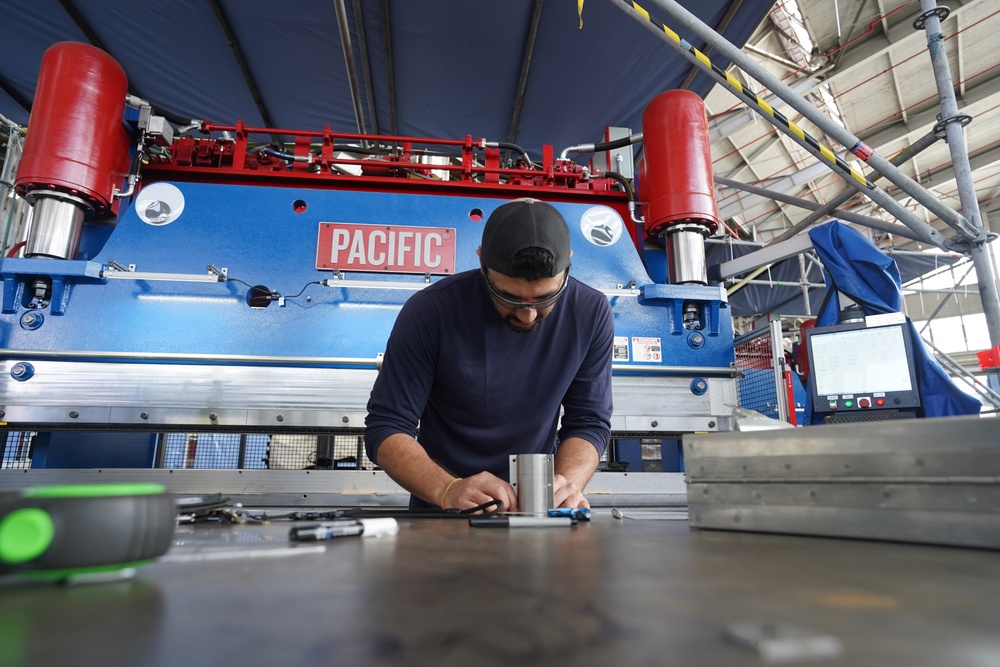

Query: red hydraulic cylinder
left=638, top=90, right=720, bottom=285
left=15, top=41, right=131, bottom=215
left=638, top=89, right=720, bottom=238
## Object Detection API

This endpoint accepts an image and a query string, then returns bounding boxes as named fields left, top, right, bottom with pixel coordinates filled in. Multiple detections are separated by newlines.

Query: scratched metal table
left=3, top=513, right=1000, bottom=667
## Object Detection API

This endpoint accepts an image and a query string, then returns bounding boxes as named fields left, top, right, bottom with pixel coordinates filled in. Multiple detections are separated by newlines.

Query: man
left=364, top=198, right=613, bottom=511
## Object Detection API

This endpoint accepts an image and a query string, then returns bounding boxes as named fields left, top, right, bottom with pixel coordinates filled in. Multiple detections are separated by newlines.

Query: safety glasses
left=481, top=269, right=568, bottom=311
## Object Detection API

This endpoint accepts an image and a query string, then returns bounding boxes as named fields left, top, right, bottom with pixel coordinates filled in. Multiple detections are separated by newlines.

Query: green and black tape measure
left=0, top=483, right=176, bottom=580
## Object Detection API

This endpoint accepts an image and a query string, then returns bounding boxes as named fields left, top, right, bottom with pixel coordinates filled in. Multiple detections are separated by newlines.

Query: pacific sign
left=316, top=222, right=457, bottom=274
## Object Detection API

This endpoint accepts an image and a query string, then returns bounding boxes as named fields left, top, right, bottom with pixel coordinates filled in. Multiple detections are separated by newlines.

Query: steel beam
left=716, top=176, right=926, bottom=244
left=716, top=162, right=830, bottom=219
left=716, top=233, right=813, bottom=280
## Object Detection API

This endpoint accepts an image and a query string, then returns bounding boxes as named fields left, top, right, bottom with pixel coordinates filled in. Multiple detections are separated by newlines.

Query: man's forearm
left=375, top=433, right=456, bottom=507
left=554, top=437, right=601, bottom=490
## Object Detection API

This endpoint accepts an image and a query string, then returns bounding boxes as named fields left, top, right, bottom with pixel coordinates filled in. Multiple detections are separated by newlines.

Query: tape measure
left=0, top=483, right=176, bottom=580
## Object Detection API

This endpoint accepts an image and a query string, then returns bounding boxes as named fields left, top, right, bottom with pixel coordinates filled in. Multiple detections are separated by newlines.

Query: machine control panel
left=826, top=395, right=892, bottom=410
left=805, top=320, right=922, bottom=423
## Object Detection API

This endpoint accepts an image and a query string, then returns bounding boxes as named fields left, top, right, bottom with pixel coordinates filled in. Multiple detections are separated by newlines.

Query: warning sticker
left=613, top=336, right=630, bottom=362
left=850, top=141, right=874, bottom=161
left=632, top=336, right=662, bottom=363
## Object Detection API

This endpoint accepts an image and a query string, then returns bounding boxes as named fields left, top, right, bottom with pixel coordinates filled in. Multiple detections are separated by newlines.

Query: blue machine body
left=0, top=180, right=736, bottom=438
left=2, top=183, right=728, bottom=363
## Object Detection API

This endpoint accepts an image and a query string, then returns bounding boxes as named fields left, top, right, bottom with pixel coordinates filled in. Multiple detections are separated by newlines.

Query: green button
left=0, top=508, right=55, bottom=565
left=844, top=400, right=854, bottom=408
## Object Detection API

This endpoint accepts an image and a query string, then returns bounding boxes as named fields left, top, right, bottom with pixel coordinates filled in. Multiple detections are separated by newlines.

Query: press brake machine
left=0, top=42, right=737, bottom=471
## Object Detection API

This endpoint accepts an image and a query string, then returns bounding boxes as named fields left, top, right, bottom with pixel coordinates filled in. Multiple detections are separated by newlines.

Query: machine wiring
left=248, top=139, right=535, bottom=175
left=275, top=280, right=324, bottom=301
left=224, top=275, right=324, bottom=305
left=193, top=498, right=506, bottom=524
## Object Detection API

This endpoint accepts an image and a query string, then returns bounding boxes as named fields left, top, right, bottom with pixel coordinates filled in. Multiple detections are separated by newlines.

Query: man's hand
left=553, top=437, right=599, bottom=508
left=553, top=473, right=590, bottom=509
left=441, top=471, right=518, bottom=513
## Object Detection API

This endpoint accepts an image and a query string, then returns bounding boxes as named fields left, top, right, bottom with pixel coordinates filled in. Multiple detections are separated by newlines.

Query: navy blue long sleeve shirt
left=364, top=269, right=613, bottom=487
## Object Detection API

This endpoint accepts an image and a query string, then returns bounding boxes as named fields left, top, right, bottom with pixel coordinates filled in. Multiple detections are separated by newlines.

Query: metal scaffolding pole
left=770, top=130, right=941, bottom=244
left=714, top=176, right=927, bottom=244
left=798, top=254, right=811, bottom=317
left=608, top=0, right=956, bottom=251
left=916, top=0, right=1000, bottom=372
left=628, top=0, right=981, bottom=246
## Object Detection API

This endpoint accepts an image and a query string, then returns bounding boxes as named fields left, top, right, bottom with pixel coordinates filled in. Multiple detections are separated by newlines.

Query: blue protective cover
left=806, top=221, right=980, bottom=421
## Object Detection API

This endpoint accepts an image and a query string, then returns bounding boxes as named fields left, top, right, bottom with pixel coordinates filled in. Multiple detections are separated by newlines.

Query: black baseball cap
left=480, top=198, right=571, bottom=278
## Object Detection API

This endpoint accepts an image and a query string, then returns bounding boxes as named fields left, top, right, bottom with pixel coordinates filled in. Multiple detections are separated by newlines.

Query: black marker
left=469, top=517, right=576, bottom=528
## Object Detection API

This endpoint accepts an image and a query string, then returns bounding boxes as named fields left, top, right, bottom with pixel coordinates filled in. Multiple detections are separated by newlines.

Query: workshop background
left=1, top=2, right=999, bottom=666
left=1, top=0, right=997, bottom=467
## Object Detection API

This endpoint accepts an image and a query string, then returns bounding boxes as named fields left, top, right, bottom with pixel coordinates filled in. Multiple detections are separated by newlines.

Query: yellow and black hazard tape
left=625, top=1, right=875, bottom=190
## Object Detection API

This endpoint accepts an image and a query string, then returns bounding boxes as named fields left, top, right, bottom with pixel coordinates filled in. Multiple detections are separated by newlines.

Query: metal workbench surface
left=2, top=513, right=999, bottom=667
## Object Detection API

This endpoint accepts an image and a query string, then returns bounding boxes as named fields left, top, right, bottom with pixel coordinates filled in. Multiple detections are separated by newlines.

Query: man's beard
left=504, top=313, right=546, bottom=333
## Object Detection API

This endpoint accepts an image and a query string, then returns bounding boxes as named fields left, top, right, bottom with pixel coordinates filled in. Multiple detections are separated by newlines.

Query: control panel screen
left=804, top=320, right=921, bottom=416
left=810, top=325, right=912, bottom=396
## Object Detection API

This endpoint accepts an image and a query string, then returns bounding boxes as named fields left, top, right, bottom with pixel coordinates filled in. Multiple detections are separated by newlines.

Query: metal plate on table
left=683, top=415, right=1000, bottom=549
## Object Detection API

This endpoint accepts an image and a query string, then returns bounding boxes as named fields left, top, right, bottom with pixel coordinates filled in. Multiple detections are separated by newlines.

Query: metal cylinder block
left=510, top=453, right=554, bottom=516
left=14, top=42, right=131, bottom=215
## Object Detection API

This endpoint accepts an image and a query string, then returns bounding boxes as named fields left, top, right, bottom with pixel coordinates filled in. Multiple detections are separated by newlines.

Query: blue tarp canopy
left=0, top=0, right=774, bottom=159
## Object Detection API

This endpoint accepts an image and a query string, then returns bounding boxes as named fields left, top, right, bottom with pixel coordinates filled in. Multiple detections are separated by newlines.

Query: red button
left=859, top=397, right=871, bottom=408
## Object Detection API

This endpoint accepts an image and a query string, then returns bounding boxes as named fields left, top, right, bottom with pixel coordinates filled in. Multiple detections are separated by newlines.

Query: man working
left=364, top=198, right=614, bottom=511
